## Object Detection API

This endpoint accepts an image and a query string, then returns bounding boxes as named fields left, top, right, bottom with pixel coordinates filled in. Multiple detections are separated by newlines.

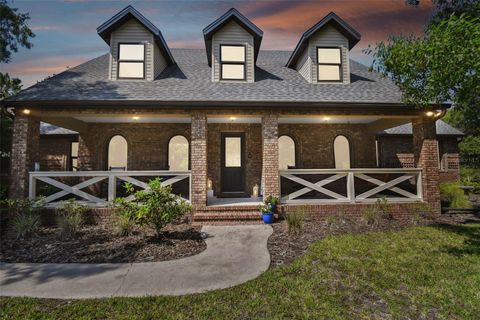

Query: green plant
left=362, top=206, right=379, bottom=227
left=258, top=203, right=272, bottom=214
left=362, top=198, right=394, bottom=227
left=113, top=214, right=136, bottom=237
left=439, top=182, right=473, bottom=208
left=130, top=178, right=191, bottom=237
left=9, top=212, right=40, bottom=239
left=461, top=167, right=480, bottom=192
left=408, top=201, right=435, bottom=221
left=2, top=197, right=45, bottom=216
left=376, top=197, right=392, bottom=219
left=264, top=195, right=279, bottom=206
left=285, top=207, right=304, bottom=236
left=110, top=197, right=138, bottom=236
left=56, top=199, right=88, bottom=239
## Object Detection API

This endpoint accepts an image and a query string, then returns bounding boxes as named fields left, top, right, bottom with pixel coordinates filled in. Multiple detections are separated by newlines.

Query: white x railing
left=29, top=170, right=191, bottom=207
left=280, top=168, right=422, bottom=204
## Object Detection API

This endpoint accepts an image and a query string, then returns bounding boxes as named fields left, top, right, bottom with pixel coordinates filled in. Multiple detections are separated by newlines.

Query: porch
left=10, top=109, right=442, bottom=221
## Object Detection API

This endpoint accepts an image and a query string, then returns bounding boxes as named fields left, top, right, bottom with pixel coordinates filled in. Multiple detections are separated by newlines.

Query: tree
left=0, top=0, right=35, bottom=63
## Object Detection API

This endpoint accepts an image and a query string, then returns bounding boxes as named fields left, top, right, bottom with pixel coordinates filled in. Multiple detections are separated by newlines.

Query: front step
left=193, top=205, right=262, bottom=225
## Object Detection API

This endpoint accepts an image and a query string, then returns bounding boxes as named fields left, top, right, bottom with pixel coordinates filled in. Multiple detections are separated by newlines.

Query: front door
left=221, top=132, right=246, bottom=196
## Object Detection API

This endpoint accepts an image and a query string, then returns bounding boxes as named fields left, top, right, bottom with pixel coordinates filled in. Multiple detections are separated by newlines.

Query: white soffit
left=73, top=116, right=191, bottom=123
left=278, top=116, right=382, bottom=124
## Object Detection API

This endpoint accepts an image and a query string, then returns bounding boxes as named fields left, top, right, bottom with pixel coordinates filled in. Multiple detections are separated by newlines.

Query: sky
left=1, top=0, right=435, bottom=88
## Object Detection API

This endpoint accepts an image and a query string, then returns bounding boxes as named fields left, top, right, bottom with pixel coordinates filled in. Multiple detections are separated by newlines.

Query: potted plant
left=259, top=203, right=273, bottom=224
left=265, top=195, right=279, bottom=213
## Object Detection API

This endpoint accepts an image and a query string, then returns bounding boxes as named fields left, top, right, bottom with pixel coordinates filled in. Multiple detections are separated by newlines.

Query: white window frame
left=117, top=43, right=145, bottom=79
left=317, top=47, right=342, bottom=82
left=220, top=44, right=246, bottom=81
left=168, top=135, right=189, bottom=171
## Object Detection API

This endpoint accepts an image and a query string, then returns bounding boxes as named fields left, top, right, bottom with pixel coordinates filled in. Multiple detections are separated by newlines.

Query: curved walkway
left=0, top=225, right=273, bottom=299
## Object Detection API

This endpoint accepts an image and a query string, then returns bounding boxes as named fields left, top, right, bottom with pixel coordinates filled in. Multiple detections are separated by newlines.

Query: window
left=317, top=47, right=342, bottom=82
left=108, top=135, right=128, bottom=170
left=279, top=135, right=296, bottom=170
left=70, top=142, right=79, bottom=171
left=168, top=135, right=189, bottom=170
left=220, top=45, right=246, bottom=80
left=118, top=43, right=145, bottom=79
left=334, top=135, right=350, bottom=169
left=225, top=137, right=242, bottom=167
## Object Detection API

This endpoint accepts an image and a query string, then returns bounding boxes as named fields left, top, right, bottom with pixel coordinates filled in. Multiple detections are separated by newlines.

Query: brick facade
left=9, top=114, right=40, bottom=198
left=262, top=114, right=280, bottom=198
left=191, top=113, right=208, bottom=207
left=413, top=118, right=441, bottom=215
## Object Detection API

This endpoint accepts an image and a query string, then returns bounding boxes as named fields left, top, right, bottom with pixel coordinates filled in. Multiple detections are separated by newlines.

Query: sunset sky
left=1, top=0, right=434, bottom=88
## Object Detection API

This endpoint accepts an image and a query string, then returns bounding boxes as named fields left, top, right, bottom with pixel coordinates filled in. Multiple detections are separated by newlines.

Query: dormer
left=97, top=6, right=175, bottom=81
left=286, top=12, right=361, bottom=84
left=203, top=8, right=263, bottom=83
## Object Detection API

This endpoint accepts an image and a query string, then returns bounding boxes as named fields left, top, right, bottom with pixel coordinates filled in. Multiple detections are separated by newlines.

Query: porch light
left=132, top=116, right=139, bottom=121
left=425, top=111, right=434, bottom=117
left=22, top=109, right=31, bottom=115
left=207, top=178, right=212, bottom=190
left=253, top=184, right=259, bottom=197
left=229, top=117, right=237, bottom=121
left=322, top=116, right=331, bottom=121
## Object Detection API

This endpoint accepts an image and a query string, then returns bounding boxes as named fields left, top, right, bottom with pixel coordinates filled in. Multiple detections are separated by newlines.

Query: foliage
left=9, top=211, right=40, bottom=239
left=408, top=201, right=434, bottom=222
left=2, top=197, right=45, bottom=216
left=285, top=207, right=304, bottom=236
left=0, top=72, right=21, bottom=99
left=439, top=182, right=472, bottom=208
left=113, top=214, right=136, bottom=237
left=460, top=167, right=480, bottom=192
left=458, top=136, right=480, bottom=167
left=127, top=178, right=191, bottom=237
left=362, top=197, right=393, bottom=226
left=55, top=199, right=88, bottom=239
left=366, top=12, right=480, bottom=112
left=258, top=203, right=272, bottom=214
left=0, top=0, right=35, bottom=63
left=2, top=224, right=479, bottom=319
left=110, top=197, right=138, bottom=236
left=264, top=195, right=279, bottom=206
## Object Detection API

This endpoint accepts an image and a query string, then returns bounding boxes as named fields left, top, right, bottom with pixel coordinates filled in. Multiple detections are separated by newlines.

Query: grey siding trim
left=212, top=21, right=254, bottom=83
left=110, top=19, right=154, bottom=81
left=153, top=43, right=168, bottom=79
left=295, top=47, right=312, bottom=83
left=309, top=25, right=350, bottom=84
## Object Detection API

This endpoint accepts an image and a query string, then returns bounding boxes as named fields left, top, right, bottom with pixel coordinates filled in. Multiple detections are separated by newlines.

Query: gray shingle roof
left=7, top=49, right=404, bottom=105
left=40, top=122, right=78, bottom=135
left=378, top=120, right=464, bottom=136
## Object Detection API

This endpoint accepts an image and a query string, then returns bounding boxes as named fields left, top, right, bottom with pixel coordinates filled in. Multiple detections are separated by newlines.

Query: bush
left=285, top=207, right=305, bottom=236
left=3, top=197, right=45, bottom=216
left=9, top=212, right=40, bottom=239
left=439, top=182, right=472, bottom=208
left=129, top=178, right=191, bottom=237
left=408, top=201, right=435, bottom=221
left=114, top=214, right=136, bottom=236
left=361, top=198, right=393, bottom=227
left=110, top=197, right=138, bottom=236
left=461, top=167, right=480, bottom=192
left=56, top=199, right=88, bottom=239
left=362, top=206, right=379, bottom=227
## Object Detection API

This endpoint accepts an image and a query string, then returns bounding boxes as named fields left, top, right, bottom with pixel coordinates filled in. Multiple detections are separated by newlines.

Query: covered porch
left=10, top=107, right=442, bottom=217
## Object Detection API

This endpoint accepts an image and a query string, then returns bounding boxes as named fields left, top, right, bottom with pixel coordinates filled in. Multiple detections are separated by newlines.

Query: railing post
left=108, top=173, right=116, bottom=202
left=28, top=173, right=36, bottom=199
left=347, top=172, right=355, bottom=203
left=416, top=170, right=423, bottom=200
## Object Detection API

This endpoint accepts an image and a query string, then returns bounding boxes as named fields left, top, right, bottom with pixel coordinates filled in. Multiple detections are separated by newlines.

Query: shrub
left=9, top=212, right=40, bottom=239
left=439, top=182, right=472, bottom=208
left=110, top=197, right=138, bottom=236
left=376, top=197, right=392, bottom=219
left=362, top=206, right=379, bottom=227
left=114, top=214, right=136, bottom=236
left=461, top=167, right=480, bottom=192
left=408, top=201, right=434, bottom=221
left=56, top=199, right=88, bottom=239
left=3, top=197, right=45, bottom=216
left=361, top=198, right=393, bottom=227
left=130, top=178, right=192, bottom=237
left=264, top=195, right=279, bottom=206
left=285, top=207, right=305, bottom=236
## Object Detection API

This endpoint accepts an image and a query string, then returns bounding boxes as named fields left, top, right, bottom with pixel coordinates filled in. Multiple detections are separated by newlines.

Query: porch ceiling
left=277, top=115, right=411, bottom=125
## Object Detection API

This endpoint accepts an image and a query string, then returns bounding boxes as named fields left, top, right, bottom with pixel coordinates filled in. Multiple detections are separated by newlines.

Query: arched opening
left=279, top=135, right=296, bottom=170
left=107, top=135, right=128, bottom=170
left=334, top=135, right=351, bottom=169
left=168, top=135, right=189, bottom=170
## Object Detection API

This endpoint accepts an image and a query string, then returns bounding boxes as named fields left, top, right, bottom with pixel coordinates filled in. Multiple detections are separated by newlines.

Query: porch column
left=191, top=113, right=208, bottom=207
left=261, top=114, right=280, bottom=199
left=9, top=113, right=40, bottom=198
left=412, top=117, right=441, bottom=215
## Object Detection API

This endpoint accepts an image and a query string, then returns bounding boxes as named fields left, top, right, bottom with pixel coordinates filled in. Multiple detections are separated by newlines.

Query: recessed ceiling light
left=23, top=109, right=31, bottom=115
left=230, top=117, right=237, bottom=121
left=322, top=116, right=331, bottom=121
left=132, top=116, right=139, bottom=120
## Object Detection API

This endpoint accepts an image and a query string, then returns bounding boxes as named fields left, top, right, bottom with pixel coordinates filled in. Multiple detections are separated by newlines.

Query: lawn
left=1, top=223, right=479, bottom=319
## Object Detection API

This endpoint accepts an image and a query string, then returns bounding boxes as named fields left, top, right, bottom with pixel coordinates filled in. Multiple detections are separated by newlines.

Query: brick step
left=192, top=205, right=262, bottom=225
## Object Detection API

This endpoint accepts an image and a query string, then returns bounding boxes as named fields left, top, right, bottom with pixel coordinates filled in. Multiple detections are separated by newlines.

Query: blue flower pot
left=271, top=204, right=277, bottom=213
left=262, top=213, right=274, bottom=224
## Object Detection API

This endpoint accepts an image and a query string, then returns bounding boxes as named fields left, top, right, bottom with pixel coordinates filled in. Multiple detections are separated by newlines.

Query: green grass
left=1, top=224, right=479, bottom=319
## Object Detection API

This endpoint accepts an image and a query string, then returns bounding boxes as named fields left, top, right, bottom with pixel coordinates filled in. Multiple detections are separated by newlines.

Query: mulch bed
left=0, top=223, right=206, bottom=263
left=268, top=213, right=480, bottom=268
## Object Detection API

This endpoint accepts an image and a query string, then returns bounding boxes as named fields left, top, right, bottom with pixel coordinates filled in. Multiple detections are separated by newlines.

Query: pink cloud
left=31, top=25, right=63, bottom=31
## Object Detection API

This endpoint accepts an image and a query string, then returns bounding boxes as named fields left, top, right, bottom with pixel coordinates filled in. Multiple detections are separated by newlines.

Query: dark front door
left=221, top=132, right=246, bottom=196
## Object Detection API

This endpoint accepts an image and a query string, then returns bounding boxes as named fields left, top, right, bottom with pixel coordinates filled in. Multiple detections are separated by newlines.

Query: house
left=4, top=6, right=450, bottom=222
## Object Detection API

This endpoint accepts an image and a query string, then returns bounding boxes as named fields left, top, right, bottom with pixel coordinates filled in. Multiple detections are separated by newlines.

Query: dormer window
left=317, top=47, right=342, bottom=82
left=220, top=45, right=246, bottom=81
left=118, top=43, right=145, bottom=79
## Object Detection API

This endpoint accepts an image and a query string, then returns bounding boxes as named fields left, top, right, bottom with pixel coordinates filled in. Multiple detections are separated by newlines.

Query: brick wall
left=191, top=113, right=208, bottom=207
left=262, top=114, right=280, bottom=198
left=39, top=135, right=78, bottom=171
left=279, top=123, right=377, bottom=168
left=9, top=115, right=39, bottom=198
left=207, top=123, right=262, bottom=196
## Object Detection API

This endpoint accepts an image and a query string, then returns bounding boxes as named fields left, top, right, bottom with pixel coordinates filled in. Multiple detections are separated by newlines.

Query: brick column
left=191, top=113, right=208, bottom=208
left=9, top=113, right=40, bottom=198
left=412, top=117, right=441, bottom=215
left=262, top=114, right=280, bottom=200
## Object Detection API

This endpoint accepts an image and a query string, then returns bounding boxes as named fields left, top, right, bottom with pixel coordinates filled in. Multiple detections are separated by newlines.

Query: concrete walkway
left=0, top=225, right=272, bottom=299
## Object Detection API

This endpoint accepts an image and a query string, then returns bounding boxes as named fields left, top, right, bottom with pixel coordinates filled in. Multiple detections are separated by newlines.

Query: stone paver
left=0, top=225, right=272, bottom=299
